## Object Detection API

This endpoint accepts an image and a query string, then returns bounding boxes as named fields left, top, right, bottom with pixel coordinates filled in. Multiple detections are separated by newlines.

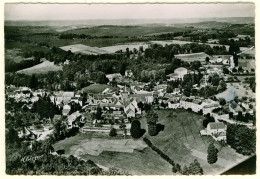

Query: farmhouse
left=207, top=122, right=227, bottom=141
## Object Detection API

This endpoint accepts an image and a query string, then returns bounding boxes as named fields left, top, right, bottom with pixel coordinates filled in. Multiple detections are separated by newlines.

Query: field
left=53, top=133, right=173, bottom=175
left=60, top=44, right=111, bottom=55
left=175, top=52, right=211, bottom=62
left=5, top=49, right=34, bottom=63
left=64, top=25, right=195, bottom=37
left=146, top=109, right=248, bottom=175
left=16, top=60, right=62, bottom=75
left=81, top=84, right=118, bottom=94
left=150, top=40, right=230, bottom=50
left=100, top=43, right=149, bottom=53
left=216, top=83, right=255, bottom=101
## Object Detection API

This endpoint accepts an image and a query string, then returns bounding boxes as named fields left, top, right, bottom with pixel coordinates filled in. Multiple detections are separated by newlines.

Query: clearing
left=16, top=60, right=62, bottom=75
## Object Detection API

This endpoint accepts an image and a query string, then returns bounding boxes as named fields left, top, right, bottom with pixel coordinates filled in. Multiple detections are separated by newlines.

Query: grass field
left=16, top=60, right=62, bottom=75
left=60, top=44, right=111, bottom=55
left=53, top=133, right=173, bottom=175
left=81, top=84, right=118, bottom=94
left=146, top=109, right=248, bottom=174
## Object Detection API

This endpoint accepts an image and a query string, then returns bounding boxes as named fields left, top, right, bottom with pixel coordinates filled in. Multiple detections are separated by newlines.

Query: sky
left=4, top=3, right=255, bottom=20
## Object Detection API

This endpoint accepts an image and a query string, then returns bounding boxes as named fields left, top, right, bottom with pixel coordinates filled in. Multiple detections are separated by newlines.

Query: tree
left=219, top=98, right=226, bottom=106
left=218, top=80, right=227, bottom=92
left=238, top=66, right=243, bottom=73
left=95, top=106, right=103, bottom=120
left=109, top=128, right=117, bottom=137
left=223, top=67, right=229, bottom=74
left=146, top=110, right=158, bottom=124
left=236, top=111, right=244, bottom=122
left=188, top=159, right=203, bottom=175
left=148, top=124, right=158, bottom=136
left=229, top=112, right=233, bottom=119
left=130, top=120, right=146, bottom=139
left=211, top=74, right=220, bottom=86
left=205, top=57, right=210, bottom=63
left=207, top=142, right=218, bottom=164
left=30, top=74, right=38, bottom=90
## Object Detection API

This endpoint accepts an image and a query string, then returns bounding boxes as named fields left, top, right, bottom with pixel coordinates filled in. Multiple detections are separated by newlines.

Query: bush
left=130, top=120, right=146, bottom=139
left=109, top=128, right=117, bottom=137
left=207, top=142, right=218, bottom=164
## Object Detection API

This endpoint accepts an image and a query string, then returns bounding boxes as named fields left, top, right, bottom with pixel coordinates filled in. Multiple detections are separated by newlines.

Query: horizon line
left=4, top=16, right=255, bottom=21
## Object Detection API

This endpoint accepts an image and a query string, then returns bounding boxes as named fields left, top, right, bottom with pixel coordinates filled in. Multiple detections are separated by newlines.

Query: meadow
left=146, top=109, right=248, bottom=174
left=53, top=132, right=173, bottom=175
left=16, top=60, right=62, bottom=75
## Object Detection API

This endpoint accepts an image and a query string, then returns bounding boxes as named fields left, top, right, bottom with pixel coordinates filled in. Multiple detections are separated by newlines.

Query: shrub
left=130, top=120, right=146, bottom=139
left=207, top=142, right=218, bottom=164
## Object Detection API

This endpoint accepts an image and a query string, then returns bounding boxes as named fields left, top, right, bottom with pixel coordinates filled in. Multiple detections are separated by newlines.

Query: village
left=5, top=45, right=256, bottom=144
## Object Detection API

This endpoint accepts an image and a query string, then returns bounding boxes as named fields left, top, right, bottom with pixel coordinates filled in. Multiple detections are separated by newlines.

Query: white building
left=206, top=122, right=227, bottom=141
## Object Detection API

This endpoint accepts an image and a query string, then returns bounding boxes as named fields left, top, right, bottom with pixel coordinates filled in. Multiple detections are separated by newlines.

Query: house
left=131, top=93, right=154, bottom=103
left=67, top=111, right=85, bottom=129
left=168, top=100, right=180, bottom=109
left=106, top=73, right=122, bottom=82
left=125, top=108, right=135, bottom=118
left=202, top=103, right=219, bottom=115
left=207, top=122, right=227, bottom=141
left=62, top=104, right=71, bottom=116
left=180, top=99, right=202, bottom=113
left=125, top=70, right=133, bottom=78
left=172, top=88, right=181, bottom=95
left=174, top=67, right=188, bottom=80
left=229, top=101, right=243, bottom=115
left=64, top=59, right=70, bottom=65
left=167, top=73, right=179, bottom=81
left=216, top=58, right=222, bottom=63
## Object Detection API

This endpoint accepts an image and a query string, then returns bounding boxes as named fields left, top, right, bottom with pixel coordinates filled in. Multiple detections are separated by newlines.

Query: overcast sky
left=4, top=3, right=255, bottom=20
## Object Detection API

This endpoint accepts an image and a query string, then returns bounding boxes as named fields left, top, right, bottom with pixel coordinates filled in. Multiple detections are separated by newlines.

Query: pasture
left=53, top=132, right=173, bottom=175
left=16, top=60, right=62, bottom=75
left=60, top=44, right=111, bottom=55
left=146, top=109, right=248, bottom=174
